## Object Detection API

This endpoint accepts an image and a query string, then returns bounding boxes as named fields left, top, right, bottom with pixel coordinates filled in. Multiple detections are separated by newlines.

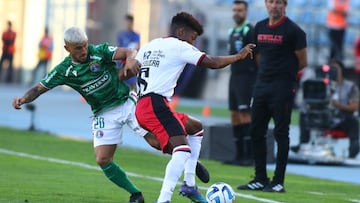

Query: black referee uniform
left=228, top=22, right=257, bottom=162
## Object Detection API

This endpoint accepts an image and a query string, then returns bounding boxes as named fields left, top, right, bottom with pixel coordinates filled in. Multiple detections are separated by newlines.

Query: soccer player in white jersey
left=133, top=12, right=255, bottom=203
left=12, top=26, right=147, bottom=203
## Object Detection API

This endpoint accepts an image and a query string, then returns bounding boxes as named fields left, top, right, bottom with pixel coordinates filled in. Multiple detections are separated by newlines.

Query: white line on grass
left=0, top=148, right=282, bottom=203
left=307, top=191, right=325, bottom=195
left=307, top=191, right=360, bottom=202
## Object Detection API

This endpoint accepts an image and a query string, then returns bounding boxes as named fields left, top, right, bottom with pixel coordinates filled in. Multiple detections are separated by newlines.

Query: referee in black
left=238, top=0, right=307, bottom=192
left=225, top=0, right=257, bottom=166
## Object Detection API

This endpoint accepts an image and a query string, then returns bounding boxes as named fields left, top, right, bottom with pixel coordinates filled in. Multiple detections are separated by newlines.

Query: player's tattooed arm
left=12, top=84, right=48, bottom=110
left=22, top=84, right=48, bottom=102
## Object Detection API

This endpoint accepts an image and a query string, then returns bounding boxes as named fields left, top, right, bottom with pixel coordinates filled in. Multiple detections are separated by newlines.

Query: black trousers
left=250, top=80, right=295, bottom=184
left=0, top=52, right=14, bottom=83
left=328, top=28, right=345, bottom=62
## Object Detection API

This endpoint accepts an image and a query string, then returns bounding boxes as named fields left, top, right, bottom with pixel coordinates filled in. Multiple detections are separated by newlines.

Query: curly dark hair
left=170, top=12, right=204, bottom=36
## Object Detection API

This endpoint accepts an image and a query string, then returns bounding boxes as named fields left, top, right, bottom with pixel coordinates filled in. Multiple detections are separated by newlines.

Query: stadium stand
left=211, top=0, right=360, bottom=68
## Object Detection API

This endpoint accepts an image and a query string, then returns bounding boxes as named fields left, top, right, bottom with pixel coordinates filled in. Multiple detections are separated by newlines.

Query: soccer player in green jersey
left=12, top=26, right=145, bottom=203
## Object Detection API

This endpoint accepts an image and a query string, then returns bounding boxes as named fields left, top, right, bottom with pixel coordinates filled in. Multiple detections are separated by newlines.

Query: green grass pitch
left=0, top=126, right=359, bottom=203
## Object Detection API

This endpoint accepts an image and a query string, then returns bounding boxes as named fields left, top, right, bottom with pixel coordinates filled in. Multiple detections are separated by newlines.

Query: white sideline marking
left=0, top=148, right=282, bottom=203
left=308, top=191, right=360, bottom=203
left=307, top=191, right=325, bottom=195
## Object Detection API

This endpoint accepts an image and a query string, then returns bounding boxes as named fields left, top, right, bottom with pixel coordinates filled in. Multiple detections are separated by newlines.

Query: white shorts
left=92, top=98, right=148, bottom=148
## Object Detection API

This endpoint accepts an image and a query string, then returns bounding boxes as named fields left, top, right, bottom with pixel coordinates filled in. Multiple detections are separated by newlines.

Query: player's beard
left=233, top=16, right=245, bottom=26
left=268, top=8, right=285, bottom=21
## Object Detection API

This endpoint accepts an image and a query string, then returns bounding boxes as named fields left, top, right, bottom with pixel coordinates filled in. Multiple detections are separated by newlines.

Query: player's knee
left=238, top=111, right=252, bottom=123
left=149, top=140, right=161, bottom=150
left=144, top=132, right=161, bottom=150
left=168, top=135, right=189, bottom=150
left=185, top=117, right=203, bottom=134
left=96, top=156, right=112, bottom=166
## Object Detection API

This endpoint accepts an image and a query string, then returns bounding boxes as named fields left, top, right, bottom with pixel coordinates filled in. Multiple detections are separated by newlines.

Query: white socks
left=157, top=145, right=191, bottom=202
left=157, top=130, right=204, bottom=202
left=184, top=130, right=203, bottom=187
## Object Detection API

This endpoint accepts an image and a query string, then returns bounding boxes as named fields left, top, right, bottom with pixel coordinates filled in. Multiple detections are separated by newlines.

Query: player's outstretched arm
left=199, top=43, right=255, bottom=69
left=116, top=48, right=140, bottom=80
left=12, top=84, right=48, bottom=110
left=118, top=58, right=140, bottom=80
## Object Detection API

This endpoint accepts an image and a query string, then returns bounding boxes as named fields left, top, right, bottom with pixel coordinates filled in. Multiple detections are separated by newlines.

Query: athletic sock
left=233, top=124, right=244, bottom=160
left=234, top=124, right=252, bottom=160
left=241, top=123, right=252, bottom=160
left=184, top=130, right=203, bottom=186
left=158, top=145, right=191, bottom=202
left=100, top=161, right=140, bottom=194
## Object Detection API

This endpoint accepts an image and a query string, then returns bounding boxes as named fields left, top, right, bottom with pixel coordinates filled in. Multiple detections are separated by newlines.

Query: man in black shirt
left=238, top=0, right=307, bottom=193
left=225, top=0, right=257, bottom=166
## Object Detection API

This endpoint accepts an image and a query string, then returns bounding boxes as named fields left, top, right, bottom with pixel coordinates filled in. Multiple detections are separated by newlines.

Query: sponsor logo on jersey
left=257, top=34, right=283, bottom=44
left=90, top=55, right=102, bottom=60
left=142, top=50, right=161, bottom=68
left=81, top=72, right=111, bottom=95
left=143, top=59, right=160, bottom=67
left=95, top=130, right=104, bottom=138
left=143, top=51, right=151, bottom=59
left=90, top=62, right=100, bottom=72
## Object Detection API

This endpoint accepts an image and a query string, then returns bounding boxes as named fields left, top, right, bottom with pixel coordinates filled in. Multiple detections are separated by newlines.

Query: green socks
left=100, top=161, right=140, bottom=194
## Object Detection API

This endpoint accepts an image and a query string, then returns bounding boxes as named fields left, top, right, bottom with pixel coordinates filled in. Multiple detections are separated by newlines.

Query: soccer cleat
left=196, top=161, right=210, bottom=183
left=237, top=178, right=269, bottom=191
left=263, top=183, right=286, bottom=193
left=155, top=201, right=170, bottom=203
left=179, top=182, right=207, bottom=203
left=128, top=192, right=144, bottom=203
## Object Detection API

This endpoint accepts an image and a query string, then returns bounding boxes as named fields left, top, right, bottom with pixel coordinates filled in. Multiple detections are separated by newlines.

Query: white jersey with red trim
left=135, top=37, right=205, bottom=100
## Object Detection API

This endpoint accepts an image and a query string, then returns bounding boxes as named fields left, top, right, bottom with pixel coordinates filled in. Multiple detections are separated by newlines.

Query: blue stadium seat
left=310, top=0, right=327, bottom=7
left=345, top=29, right=357, bottom=45
left=250, top=9, right=267, bottom=21
left=292, top=0, right=307, bottom=7
left=216, top=0, right=233, bottom=5
left=315, top=11, right=327, bottom=25
left=352, top=0, right=360, bottom=9
left=318, top=31, right=330, bottom=46
left=348, top=14, right=360, bottom=26
left=301, top=11, right=314, bottom=24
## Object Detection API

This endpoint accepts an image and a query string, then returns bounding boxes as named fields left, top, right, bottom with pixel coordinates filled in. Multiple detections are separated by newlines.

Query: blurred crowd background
left=0, top=0, right=360, bottom=101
